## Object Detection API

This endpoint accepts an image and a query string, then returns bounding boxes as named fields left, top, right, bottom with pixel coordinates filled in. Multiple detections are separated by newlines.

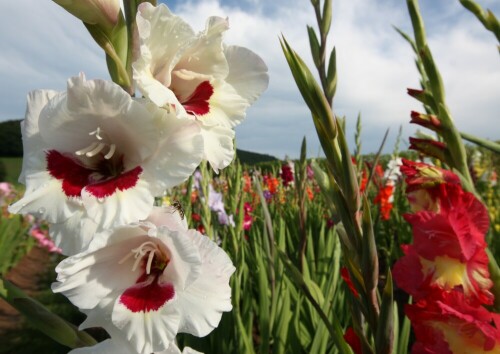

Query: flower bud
left=410, top=111, right=442, bottom=132
left=409, top=137, right=447, bottom=161
left=53, top=0, right=120, bottom=32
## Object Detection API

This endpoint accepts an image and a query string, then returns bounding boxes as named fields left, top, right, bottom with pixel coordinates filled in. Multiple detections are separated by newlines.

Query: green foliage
left=0, top=160, right=6, bottom=182
left=0, top=120, right=23, bottom=157
left=0, top=157, right=23, bottom=184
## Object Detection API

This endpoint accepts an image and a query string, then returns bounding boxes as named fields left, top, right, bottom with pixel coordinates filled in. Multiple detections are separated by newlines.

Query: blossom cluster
left=393, top=159, right=500, bottom=353
left=8, top=2, right=268, bottom=353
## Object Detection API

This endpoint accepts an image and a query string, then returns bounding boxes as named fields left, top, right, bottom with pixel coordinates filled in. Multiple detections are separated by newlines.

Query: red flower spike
left=406, top=291, right=500, bottom=353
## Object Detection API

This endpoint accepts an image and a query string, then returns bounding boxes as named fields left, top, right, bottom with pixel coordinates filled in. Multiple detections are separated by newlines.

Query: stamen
left=104, top=144, right=116, bottom=159
left=146, top=250, right=155, bottom=274
left=86, top=143, right=106, bottom=157
left=76, top=142, right=99, bottom=156
left=89, top=127, right=104, bottom=140
left=174, top=69, right=196, bottom=81
left=118, top=241, right=165, bottom=275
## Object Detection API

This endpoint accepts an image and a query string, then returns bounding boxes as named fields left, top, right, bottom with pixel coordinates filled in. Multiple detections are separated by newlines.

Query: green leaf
left=375, top=271, right=394, bottom=354
left=326, top=47, right=337, bottom=100
left=278, top=250, right=352, bottom=354
left=361, top=196, right=378, bottom=295
left=406, top=0, right=427, bottom=50
left=307, top=26, right=321, bottom=68
left=280, top=35, right=337, bottom=140
left=0, top=278, right=97, bottom=349
left=321, top=0, right=333, bottom=36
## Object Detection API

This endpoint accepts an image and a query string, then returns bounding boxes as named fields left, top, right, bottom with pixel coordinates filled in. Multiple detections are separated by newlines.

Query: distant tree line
left=0, top=120, right=23, bottom=157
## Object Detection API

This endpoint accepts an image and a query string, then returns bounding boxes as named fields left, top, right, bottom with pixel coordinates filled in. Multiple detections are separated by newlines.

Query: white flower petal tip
left=53, top=207, right=235, bottom=354
left=11, top=75, right=203, bottom=255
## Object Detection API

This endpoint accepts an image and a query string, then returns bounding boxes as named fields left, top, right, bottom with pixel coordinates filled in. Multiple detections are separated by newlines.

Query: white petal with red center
left=82, top=176, right=154, bottom=229
left=201, top=79, right=249, bottom=128
left=145, top=106, right=204, bottom=194
left=49, top=209, right=98, bottom=256
left=224, top=45, right=269, bottom=105
left=135, top=3, right=195, bottom=88
left=175, top=16, right=229, bottom=80
left=199, top=124, right=235, bottom=173
left=9, top=172, right=79, bottom=224
left=52, top=235, right=148, bottom=309
left=112, top=288, right=181, bottom=354
left=39, top=75, right=159, bottom=165
left=175, top=230, right=235, bottom=336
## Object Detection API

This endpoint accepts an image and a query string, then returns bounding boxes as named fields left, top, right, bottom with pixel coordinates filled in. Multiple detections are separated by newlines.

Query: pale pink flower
left=53, top=206, right=235, bottom=354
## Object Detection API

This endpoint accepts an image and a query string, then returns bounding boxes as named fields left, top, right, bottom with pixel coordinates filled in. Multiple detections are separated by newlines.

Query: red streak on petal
left=46, top=150, right=92, bottom=197
left=85, top=166, right=142, bottom=198
left=182, top=81, right=214, bottom=116
left=119, top=275, right=175, bottom=313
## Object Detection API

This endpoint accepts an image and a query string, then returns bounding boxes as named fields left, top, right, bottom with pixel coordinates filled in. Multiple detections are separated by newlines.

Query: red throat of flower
left=181, top=81, right=214, bottom=116
left=46, top=150, right=142, bottom=199
left=118, top=241, right=175, bottom=313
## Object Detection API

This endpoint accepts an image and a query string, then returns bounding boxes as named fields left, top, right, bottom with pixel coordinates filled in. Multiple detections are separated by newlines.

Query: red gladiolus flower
left=374, top=183, right=394, bottom=220
left=280, top=162, right=295, bottom=187
left=401, top=159, right=460, bottom=212
left=243, top=202, right=253, bottom=231
left=344, top=327, right=362, bottom=354
left=406, top=291, right=500, bottom=353
left=267, top=176, right=279, bottom=195
left=359, top=169, right=368, bottom=193
left=401, top=159, right=460, bottom=193
left=341, top=267, right=359, bottom=298
left=393, top=185, right=493, bottom=306
left=243, top=173, right=252, bottom=193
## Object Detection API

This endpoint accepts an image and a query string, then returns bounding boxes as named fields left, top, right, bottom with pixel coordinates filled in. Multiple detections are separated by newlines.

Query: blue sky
left=1, top=0, right=499, bottom=159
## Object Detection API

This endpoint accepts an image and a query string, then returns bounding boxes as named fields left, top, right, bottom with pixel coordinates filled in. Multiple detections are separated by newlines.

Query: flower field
left=1, top=0, right=499, bottom=353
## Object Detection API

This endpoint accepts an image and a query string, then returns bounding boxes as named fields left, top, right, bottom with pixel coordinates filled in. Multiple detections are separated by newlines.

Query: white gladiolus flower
left=133, top=3, right=269, bottom=172
left=9, top=74, right=203, bottom=255
left=53, top=206, right=235, bottom=354
left=69, top=338, right=203, bottom=354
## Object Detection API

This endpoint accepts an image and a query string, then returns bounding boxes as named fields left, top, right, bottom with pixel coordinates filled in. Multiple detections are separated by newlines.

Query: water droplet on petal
left=38, top=207, right=46, bottom=215
left=97, top=198, right=105, bottom=203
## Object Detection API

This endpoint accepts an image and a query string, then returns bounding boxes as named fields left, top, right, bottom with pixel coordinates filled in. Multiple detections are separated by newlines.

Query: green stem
left=460, top=131, right=500, bottom=154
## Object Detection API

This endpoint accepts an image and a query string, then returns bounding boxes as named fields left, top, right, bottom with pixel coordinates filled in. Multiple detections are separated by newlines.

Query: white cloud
left=1, top=0, right=498, bottom=159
